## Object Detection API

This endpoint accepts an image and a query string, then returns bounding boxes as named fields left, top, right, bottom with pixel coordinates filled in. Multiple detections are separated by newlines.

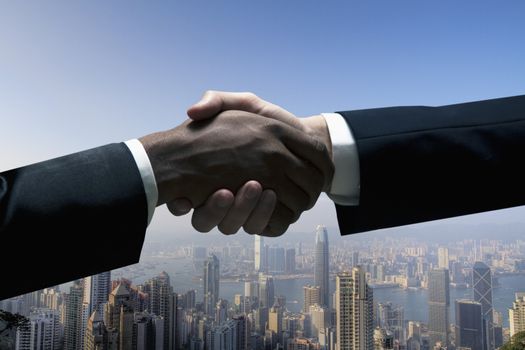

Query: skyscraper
left=204, top=255, right=220, bottom=316
left=103, top=283, right=134, bottom=350
left=455, top=299, right=484, bottom=350
left=427, top=268, right=450, bottom=347
left=335, top=267, right=373, bottom=350
left=64, top=281, right=83, bottom=350
left=15, top=308, right=61, bottom=350
left=314, top=225, right=329, bottom=307
left=285, top=248, right=296, bottom=274
left=268, top=246, right=285, bottom=273
left=303, top=285, right=321, bottom=313
left=473, top=261, right=494, bottom=350
left=309, top=304, right=329, bottom=339
left=84, top=310, right=108, bottom=350
left=254, top=235, right=266, bottom=272
left=377, top=302, right=404, bottom=346
left=143, top=271, right=172, bottom=350
left=258, top=274, right=275, bottom=309
left=509, top=292, right=525, bottom=337
left=437, top=247, right=449, bottom=269
left=80, top=272, right=111, bottom=350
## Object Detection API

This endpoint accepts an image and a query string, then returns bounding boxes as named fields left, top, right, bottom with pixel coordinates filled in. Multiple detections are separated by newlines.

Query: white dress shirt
left=125, top=113, right=360, bottom=225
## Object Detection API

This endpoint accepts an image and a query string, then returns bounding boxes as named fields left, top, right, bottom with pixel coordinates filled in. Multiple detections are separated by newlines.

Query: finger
left=285, top=162, right=324, bottom=210
left=191, top=189, right=235, bottom=233
left=276, top=175, right=311, bottom=220
left=217, top=181, right=262, bottom=235
left=243, top=190, right=277, bottom=235
left=262, top=202, right=294, bottom=237
left=166, top=198, right=193, bottom=216
left=187, top=91, right=303, bottom=130
left=276, top=123, right=335, bottom=189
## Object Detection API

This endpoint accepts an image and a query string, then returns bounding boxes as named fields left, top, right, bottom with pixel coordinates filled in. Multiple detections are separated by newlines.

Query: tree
left=502, top=331, right=525, bottom=350
left=0, top=310, right=29, bottom=349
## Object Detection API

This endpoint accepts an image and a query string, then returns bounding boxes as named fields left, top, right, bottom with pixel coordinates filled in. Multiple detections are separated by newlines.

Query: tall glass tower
left=314, top=225, right=329, bottom=307
left=204, top=255, right=220, bottom=316
left=473, top=261, right=494, bottom=350
left=455, top=299, right=484, bottom=350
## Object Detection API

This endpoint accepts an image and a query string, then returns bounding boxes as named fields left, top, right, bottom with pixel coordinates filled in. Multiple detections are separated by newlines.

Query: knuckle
left=242, top=92, right=259, bottom=102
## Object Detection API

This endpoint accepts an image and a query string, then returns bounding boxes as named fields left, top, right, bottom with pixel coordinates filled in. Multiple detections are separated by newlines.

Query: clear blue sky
left=1, top=1, right=524, bottom=239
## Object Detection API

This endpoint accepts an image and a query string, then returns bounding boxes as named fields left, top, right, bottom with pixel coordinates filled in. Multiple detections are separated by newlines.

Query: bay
left=118, top=257, right=525, bottom=328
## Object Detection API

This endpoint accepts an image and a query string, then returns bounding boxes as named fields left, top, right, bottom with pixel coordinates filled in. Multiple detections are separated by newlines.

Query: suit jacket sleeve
left=335, top=95, right=525, bottom=235
left=0, top=143, right=148, bottom=300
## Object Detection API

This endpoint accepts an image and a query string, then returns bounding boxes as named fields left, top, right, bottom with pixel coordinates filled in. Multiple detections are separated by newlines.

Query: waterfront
left=114, top=256, right=525, bottom=328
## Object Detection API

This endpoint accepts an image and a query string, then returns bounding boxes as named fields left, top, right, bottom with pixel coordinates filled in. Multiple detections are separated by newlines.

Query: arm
left=0, top=111, right=329, bottom=299
left=187, top=92, right=525, bottom=235
left=336, top=94, right=525, bottom=233
left=0, top=143, right=148, bottom=300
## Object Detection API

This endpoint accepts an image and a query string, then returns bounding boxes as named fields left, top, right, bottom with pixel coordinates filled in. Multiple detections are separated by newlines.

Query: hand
left=140, top=110, right=332, bottom=236
left=169, top=91, right=334, bottom=235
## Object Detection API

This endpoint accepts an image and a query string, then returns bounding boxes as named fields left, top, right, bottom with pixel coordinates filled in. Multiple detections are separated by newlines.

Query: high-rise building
left=215, top=299, right=228, bottom=325
left=232, top=315, right=248, bottom=350
left=268, top=246, right=286, bottom=273
left=427, top=268, right=449, bottom=347
left=204, top=255, right=220, bottom=316
left=303, top=285, right=321, bottom=313
left=15, top=309, right=61, bottom=350
left=510, top=292, right=525, bottom=337
left=142, top=272, right=173, bottom=350
left=64, top=281, right=83, bottom=350
left=437, top=247, right=449, bottom=269
left=84, top=310, right=108, bottom=350
left=285, top=248, right=296, bottom=274
left=207, top=318, right=244, bottom=350
left=309, top=304, right=328, bottom=339
left=133, top=312, right=164, bottom=350
left=377, top=302, right=404, bottom=346
left=373, top=328, right=394, bottom=350
left=268, top=305, right=283, bottom=336
left=254, top=236, right=266, bottom=272
left=455, top=299, right=484, bottom=350
left=103, top=283, right=134, bottom=350
left=407, top=321, right=421, bottom=344
left=83, top=272, right=111, bottom=314
left=314, top=225, right=330, bottom=307
left=81, top=272, right=111, bottom=350
left=258, top=274, right=274, bottom=309
left=473, top=261, right=494, bottom=350
left=352, top=252, right=359, bottom=267
left=335, top=267, right=373, bottom=350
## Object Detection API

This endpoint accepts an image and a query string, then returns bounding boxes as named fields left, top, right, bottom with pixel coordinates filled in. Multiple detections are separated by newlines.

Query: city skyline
left=3, top=225, right=525, bottom=349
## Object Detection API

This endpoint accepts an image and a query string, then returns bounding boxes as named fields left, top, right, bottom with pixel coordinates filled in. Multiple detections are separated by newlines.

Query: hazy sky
left=1, top=1, right=524, bottom=243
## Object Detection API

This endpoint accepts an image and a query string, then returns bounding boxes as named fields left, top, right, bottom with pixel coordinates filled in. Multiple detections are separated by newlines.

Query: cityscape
left=1, top=225, right=525, bottom=350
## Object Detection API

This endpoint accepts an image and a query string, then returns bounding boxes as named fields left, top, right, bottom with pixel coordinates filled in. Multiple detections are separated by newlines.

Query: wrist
left=139, top=129, right=186, bottom=206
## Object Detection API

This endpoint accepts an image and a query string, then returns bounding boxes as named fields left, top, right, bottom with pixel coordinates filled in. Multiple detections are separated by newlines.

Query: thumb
left=187, top=91, right=222, bottom=121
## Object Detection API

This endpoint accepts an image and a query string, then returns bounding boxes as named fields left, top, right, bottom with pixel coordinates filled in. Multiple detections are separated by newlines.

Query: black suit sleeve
left=335, top=95, right=525, bottom=235
left=0, top=143, right=148, bottom=300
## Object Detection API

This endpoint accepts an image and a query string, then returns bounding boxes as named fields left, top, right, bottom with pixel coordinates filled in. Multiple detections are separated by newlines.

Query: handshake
left=139, top=91, right=335, bottom=237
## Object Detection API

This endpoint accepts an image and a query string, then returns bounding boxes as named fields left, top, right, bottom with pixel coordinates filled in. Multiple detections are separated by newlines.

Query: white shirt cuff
left=124, top=139, right=158, bottom=225
left=321, top=113, right=360, bottom=206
